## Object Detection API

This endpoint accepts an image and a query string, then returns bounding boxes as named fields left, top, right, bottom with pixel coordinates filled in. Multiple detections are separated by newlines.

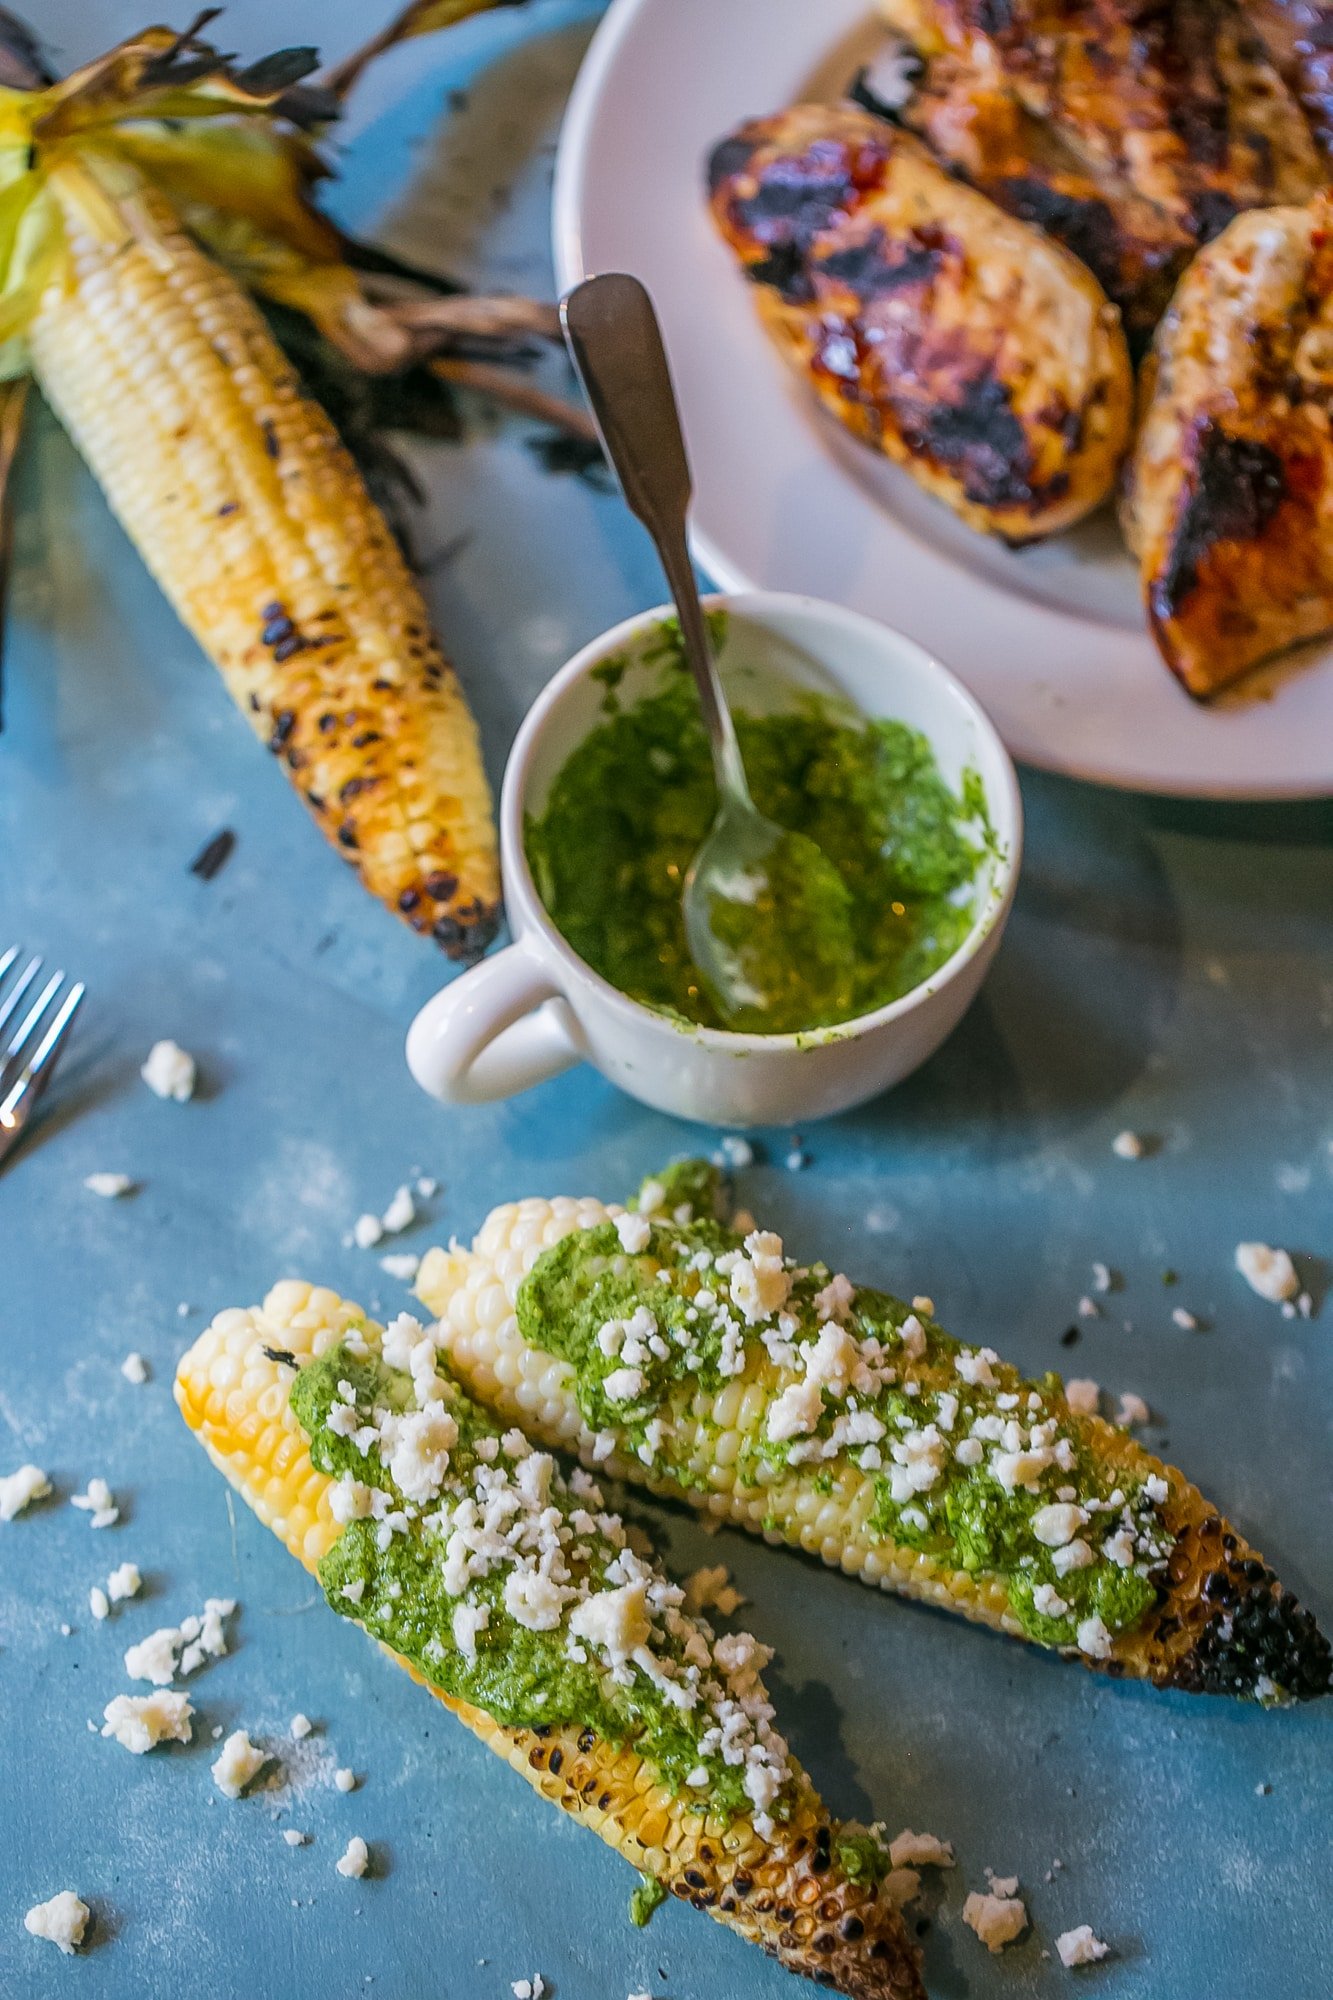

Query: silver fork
left=0, top=947, right=85, bottom=1167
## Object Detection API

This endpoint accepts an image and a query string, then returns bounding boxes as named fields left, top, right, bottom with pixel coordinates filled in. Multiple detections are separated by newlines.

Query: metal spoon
left=560, top=272, right=857, bottom=1034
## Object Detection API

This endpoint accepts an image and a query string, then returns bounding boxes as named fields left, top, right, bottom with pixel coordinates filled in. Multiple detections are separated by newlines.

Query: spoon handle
left=561, top=272, right=750, bottom=805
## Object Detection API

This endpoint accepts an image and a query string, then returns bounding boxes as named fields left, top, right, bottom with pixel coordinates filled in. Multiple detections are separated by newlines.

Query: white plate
left=553, top=0, right=1333, bottom=797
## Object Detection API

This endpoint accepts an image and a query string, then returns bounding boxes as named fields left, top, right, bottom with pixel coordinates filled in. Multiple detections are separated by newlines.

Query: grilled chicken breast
left=1124, top=192, right=1333, bottom=694
left=707, top=105, right=1133, bottom=541
left=874, top=0, right=1326, bottom=346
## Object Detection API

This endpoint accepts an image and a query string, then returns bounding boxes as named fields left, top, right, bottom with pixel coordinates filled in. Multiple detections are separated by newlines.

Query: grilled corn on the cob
left=416, top=1168, right=1331, bottom=1703
left=175, top=1282, right=924, bottom=2000
left=28, top=181, right=498, bottom=956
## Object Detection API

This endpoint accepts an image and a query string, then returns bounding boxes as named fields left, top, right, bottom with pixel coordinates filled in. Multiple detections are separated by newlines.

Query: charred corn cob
left=28, top=183, right=497, bottom=956
left=175, top=1282, right=924, bottom=2000
left=416, top=1165, right=1331, bottom=1703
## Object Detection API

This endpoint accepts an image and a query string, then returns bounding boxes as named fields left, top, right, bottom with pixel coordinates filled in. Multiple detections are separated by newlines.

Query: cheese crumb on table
left=1091, top=1262, right=1113, bottom=1294
left=70, top=1478, right=119, bottom=1528
left=1235, top=1242, right=1299, bottom=1303
left=681, top=1564, right=745, bottom=1617
left=888, top=1829, right=955, bottom=1869
left=120, top=1352, right=149, bottom=1384
left=1, top=1464, right=51, bottom=1520
left=106, top=1562, right=141, bottom=1603
left=1056, top=1925, right=1111, bottom=1967
left=1111, top=1130, right=1146, bottom=1159
left=510, top=1979, right=546, bottom=2000
left=334, top=1767, right=357, bottom=1793
left=85, top=1172, right=135, bottom=1198
left=101, top=1690, right=193, bottom=1752
left=211, top=1729, right=267, bottom=1798
left=381, top=1185, right=416, bottom=1235
left=1116, top=1392, right=1150, bottom=1428
left=283, top=1828, right=308, bottom=1846
left=335, top=1836, right=369, bottom=1879
left=1171, top=1307, right=1200, bottom=1331
left=379, top=1253, right=421, bottom=1283
left=89, top=1587, right=110, bottom=1620
left=289, top=1713, right=313, bottom=1740
left=963, top=1886, right=1028, bottom=1952
left=141, top=1039, right=196, bottom=1101
left=1063, top=1378, right=1100, bottom=1416
left=23, top=1891, right=90, bottom=1955
left=124, top=1597, right=234, bottom=1682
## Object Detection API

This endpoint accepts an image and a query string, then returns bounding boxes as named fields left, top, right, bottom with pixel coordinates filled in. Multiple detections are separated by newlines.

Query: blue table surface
left=2, top=5, right=1331, bottom=1997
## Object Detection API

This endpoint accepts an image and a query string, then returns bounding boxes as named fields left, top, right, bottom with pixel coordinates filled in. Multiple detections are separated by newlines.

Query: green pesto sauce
left=525, top=672, right=990, bottom=1032
left=629, top=1872, right=668, bottom=1926
left=289, top=1346, right=771, bottom=1821
left=516, top=1178, right=1162, bottom=1649
left=834, top=1828, right=892, bottom=1889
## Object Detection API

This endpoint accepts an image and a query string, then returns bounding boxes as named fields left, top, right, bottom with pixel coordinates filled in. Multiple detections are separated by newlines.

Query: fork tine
left=3, top=968, right=63, bottom=1069
left=0, top=953, right=40, bottom=1037
left=0, top=945, right=18, bottom=984
left=0, top=980, right=84, bottom=1144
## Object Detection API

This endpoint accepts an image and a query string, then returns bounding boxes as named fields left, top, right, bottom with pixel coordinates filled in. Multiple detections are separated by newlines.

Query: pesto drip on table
left=290, top=1326, right=795, bottom=1830
left=524, top=663, right=994, bottom=1033
left=516, top=1165, right=1174, bottom=1653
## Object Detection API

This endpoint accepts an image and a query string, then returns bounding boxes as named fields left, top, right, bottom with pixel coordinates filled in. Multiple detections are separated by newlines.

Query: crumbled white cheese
left=1116, top=1392, right=1150, bottom=1428
left=1077, top=1615, right=1113, bottom=1660
left=1144, top=1473, right=1169, bottom=1505
left=452, top=1601, right=491, bottom=1661
left=101, top=1690, right=193, bottom=1752
left=1031, top=1502, right=1085, bottom=1548
left=888, top=1830, right=954, bottom=1869
left=89, top=1586, right=110, bottom=1621
left=717, top=1136, right=754, bottom=1169
left=106, top=1561, right=142, bottom=1603
left=23, top=1891, right=90, bottom=1955
left=381, top=1185, right=416, bottom=1235
left=124, top=1597, right=234, bottom=1684
left=1235, top=1242, right=1299, bottom=1303
left=85, top=1172, right=134, bottom=1198
left=1170, top=1306, right=1199, bottom=1330
left=1063, top=1378, right=1100, bottom=1416
left=282, top=1828, right=307, bottom=1847
left=955, top=1347, right=999, bottom=1390
left=615, top=1211, right=652, bottom=1255
left=812, top=1273, right=856, bottom=1323
left=70, top=1478, right=118, bottom=1529
left=1, top=1464, right=51, bottom=1520
left=963, top=1888, right=1028, bottom=1952
left=767, top=1378, right=824, bottom=1443
left=603, top=1366, right=647, bottom=1406
left=379, top=1253, right=421, bottom=1282
left=212, top=1729, right=267, bottom=1798
left=1111, top=1130, right=1145, bottom=1159
left=569, top=1579, right=652, bottom=1667
left=682, top=1565, right=744, bottom=1617
left=415, top=1174, right=438, bottom=1200
left=990, top=1447, right=1053, bottom=1493
left=334, top=1767, right=357, bottom=1793
left=290, top=1713, right=313, bottom=1740
left=119, top=1351, right=149, bottom=1385
left=336, top=1836, right=369, bottom=1879
left=141, top=1039, right=196, bottom=1101
left=1091, top=1262, right=1113, bottom=1294
left=1077, top=1296, right=1100, bottom=1319
left=1032, top=1584, right=1069, bottom=1617
left=1051, top=1537, right=1094, bottom=1576
left=1057, top=1925, right=1110, bottom=1967
left=729, top=1230, right=791, bottom=1325
left=353, top=1213, right=384, bottom=1249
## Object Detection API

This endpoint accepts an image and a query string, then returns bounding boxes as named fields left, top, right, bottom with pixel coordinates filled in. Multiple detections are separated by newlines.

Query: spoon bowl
left=683, top=804, right=857, bottom=1034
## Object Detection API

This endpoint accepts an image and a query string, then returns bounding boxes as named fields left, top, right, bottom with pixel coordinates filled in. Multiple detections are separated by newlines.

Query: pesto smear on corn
left=525, top=669, right=990, bottom=1032
left=290, top=1318, right=796, bottom=1831
left=513, top=1164, right=1173, bottom=1653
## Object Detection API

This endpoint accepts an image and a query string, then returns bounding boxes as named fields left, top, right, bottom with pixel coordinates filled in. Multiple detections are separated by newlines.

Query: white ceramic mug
left=406, top=592, right=1022, bottom=1127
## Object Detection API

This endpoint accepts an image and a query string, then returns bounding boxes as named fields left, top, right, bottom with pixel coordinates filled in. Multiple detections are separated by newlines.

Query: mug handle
left=405, top=937, right=584, bottom=1105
